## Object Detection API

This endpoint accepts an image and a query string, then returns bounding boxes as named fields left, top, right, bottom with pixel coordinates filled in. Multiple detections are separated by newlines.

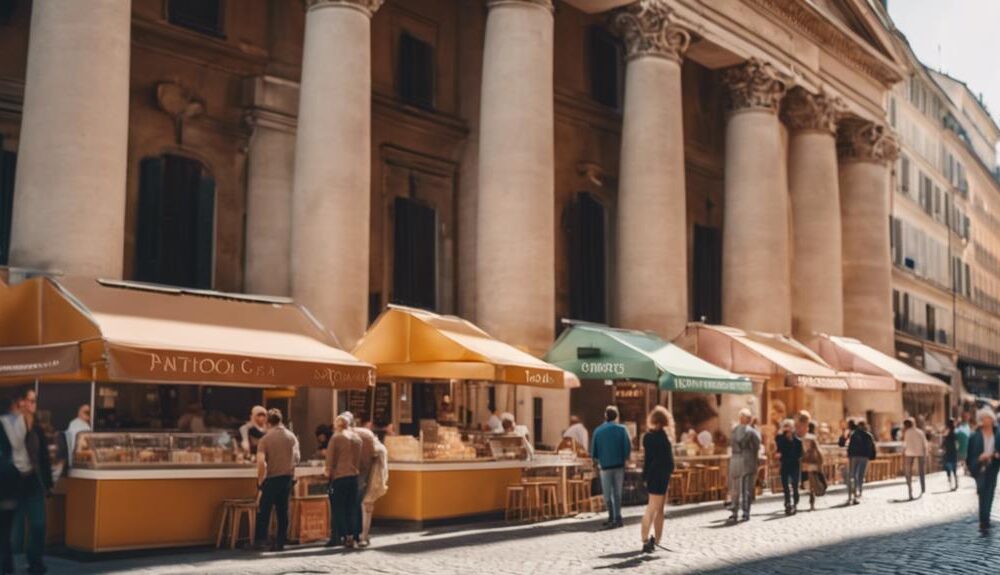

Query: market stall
left=352, top=305, right=570, bottom=522
left=683, top=324, right=855, bottom=445
left=812, top=334, right=951, bottom=432
left=544, top=322, right=752, bottom=503
left=0, top=274, right=374, bottom=552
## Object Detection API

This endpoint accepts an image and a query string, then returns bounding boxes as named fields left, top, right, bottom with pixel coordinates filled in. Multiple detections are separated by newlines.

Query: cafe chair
left=505, top=484, right=528, bottom=522
left=216, top=498, right=258, bottom=549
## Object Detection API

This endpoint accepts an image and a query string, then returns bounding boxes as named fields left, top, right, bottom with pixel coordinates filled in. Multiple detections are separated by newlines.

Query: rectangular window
left=392, top=195, right=437, bottom=310
left=925, top=304, right=935, bottom=342
left=900, top=155, right=910, bottom=192
left=0, top=0, right=14, bottom=25
left=893, top=290, right=901, bottom=330
left=589, top=27, right=623, bottom=109
left=889, top=97, right=897, bottom=127
left=398, top=32, right=435, bottom=109
left=692, top=225, right=723, bottom=324
left=569, top=192, right=608, bottom=323
left=168, top=0, right=224, bottom=37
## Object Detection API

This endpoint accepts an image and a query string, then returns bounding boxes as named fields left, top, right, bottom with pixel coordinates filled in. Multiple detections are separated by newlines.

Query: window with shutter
left=134, top=154, right=215, bottom=289
left=398, top=32, right=435, bottom=109
left=0, top=142, right=14, bottom=266
left=900, top=155, right=910, bottom=192
left=168, top=0, right=224, bottom=37
left=926, top=304, right=935, bottom=342
left=392, top=194, right=437, bottom=310
left=569, top=192, right=608, bottom=323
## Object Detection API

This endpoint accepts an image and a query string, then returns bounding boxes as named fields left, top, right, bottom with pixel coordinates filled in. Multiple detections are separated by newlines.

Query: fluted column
left=476, top=0, right=555, bottom=352
left=290, top=0, right=382, bottom=347
left=10, top=0, right=131, bottom=277
left=839, top=119, right=899, bottom=354
left=720, top=59, right=790, bottom=334
left=782, top=88, right=845, bottom=340
left=613, top=1, right=690, bottom=339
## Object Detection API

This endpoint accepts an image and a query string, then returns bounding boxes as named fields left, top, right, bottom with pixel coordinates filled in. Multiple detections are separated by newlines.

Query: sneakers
left=642, top=536, right=656, bottom=553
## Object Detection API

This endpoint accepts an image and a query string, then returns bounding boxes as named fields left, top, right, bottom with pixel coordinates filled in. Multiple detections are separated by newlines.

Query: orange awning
left=0, top=275, right=374, bottom=389
left=353, top=305, right=566, bottom=389
left=687, top=324, right=849, bottom=390
left=812, top=334, right=947, bottom=393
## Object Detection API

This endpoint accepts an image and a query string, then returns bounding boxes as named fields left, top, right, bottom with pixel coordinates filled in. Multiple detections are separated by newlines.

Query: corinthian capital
left=487, top=0, right=554, bottom=11
left=721, top=58, right=788, bottom=113
left=305, top=0, right=384, bottom=17
left=612, top=0, right=690, bottom=62
left=781, top=87, right=844, bottom=134
left=837, top=119, right=899, bottom=164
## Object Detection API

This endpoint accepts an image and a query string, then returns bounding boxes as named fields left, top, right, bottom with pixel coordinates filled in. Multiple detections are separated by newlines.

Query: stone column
left=720, top=59, right=790, bottom=334
left=476, top=0, right=555, bottom=352
left=476, top=0, right=555, bottom=446
left=839, top=119, right=899, bottom=355
left=10, top=0, right=131, bottom=277
left=613, top=1, right=690, bottom=339
left=290, top=0, right=382, bottom=348
left=243, top=76, right=299, bottom=297
left=782, top=88, right=845, bottom=340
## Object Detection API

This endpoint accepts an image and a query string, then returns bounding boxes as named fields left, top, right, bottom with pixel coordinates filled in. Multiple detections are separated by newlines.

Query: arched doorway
left=135, top=154, right=215, bottom=288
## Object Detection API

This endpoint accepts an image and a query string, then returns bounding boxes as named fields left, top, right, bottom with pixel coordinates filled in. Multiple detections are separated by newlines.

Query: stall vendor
left=239, top=405, right=268, bottom=456
left=437, top=395, right=457, bottom=425
left=65, top=404, right=92, bottom=468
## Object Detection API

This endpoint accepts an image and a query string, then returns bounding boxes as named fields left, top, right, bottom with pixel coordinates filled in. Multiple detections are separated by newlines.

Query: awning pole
left=89, top=365, right=97, bottom=431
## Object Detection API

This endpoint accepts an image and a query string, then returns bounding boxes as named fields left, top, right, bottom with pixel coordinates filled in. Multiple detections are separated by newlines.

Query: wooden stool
left=216, top=498, right=257, bottom=549
left=522, top=480, right=559, bottom=521
left=538, top=483, right=559, bottom=519
left=505, top=485, right=527, bottom=522
left=669, top=471, right=688, bottom=505
left=567, top=479, right=591, bottom=513
left=687, top=466, right=706, bottom=503
left=703, top=466, right=723, bottom=500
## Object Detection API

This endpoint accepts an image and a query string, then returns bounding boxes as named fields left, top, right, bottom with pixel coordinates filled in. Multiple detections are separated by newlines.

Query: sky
left=888, top=0, right=1000, bottom=126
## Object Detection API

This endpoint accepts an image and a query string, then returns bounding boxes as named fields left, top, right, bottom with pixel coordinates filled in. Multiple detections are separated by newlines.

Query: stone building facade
left=0, top=0, right=944, bottom=445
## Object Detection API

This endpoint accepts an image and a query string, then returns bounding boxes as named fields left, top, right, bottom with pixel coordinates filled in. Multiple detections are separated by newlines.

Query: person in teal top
left=956, top=416, right=971, bottom=464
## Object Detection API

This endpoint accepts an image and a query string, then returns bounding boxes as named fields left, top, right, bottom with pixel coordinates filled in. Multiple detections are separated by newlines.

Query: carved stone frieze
left=305, top=0, right=384, bottom=17
left=612, top=0, right=690, bottom=62
left=720, top=58, right=788, bottom=113
left=837, top=118, right=899, bottom=164
left=781, top=87, right=844, bottom=134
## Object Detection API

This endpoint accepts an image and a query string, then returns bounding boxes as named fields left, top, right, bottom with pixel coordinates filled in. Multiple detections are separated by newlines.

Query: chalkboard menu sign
left=347, top=390, right=370, bottom=420
left=372, top=383, right=392, bottom=427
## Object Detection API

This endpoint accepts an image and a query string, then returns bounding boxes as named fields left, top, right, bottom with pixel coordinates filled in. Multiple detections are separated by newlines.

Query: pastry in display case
left=385, top=435, right=421, bottom=462
left=488, top=435, right=531, bottom=461
left=422, top=427, right=478, bottom=461
left=73, top=431, right=243, bottom=469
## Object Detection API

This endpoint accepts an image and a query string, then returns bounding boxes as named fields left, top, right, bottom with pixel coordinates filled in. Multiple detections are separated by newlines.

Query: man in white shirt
left=64, top=404, right=91, bottom=468
left=902, top=418, right=928, bottom=500
left=562, top=415, right=589, bottom=454
left=486, top=409, right=503, bottom=434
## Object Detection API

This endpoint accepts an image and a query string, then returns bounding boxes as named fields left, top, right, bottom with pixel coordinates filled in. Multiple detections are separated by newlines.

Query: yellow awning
left=353, top=306, right=565, bottom=388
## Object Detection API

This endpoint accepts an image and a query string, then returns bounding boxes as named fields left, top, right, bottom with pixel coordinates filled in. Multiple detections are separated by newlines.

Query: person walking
left=942, top=418, right=960, bottom=491
left=591, top=405, right=631, bottom=529
left=253, top=408, right=299, bottom=552
left=728, top=409, right=761, bottom=522
left=846, top=420, right=876, bottom=505
left=2, top=389, right=51, bottom=575
left=800, top=428, right=825, bottom=511
left=902, top=418, right=928, bottom=500
left=640, top=406, right=674, bottom=553
left=966, top=408, right=1000, bottom=532
left=956, top=416, right=971, bottom=476
left=326, top=413, right=362, bottom=548
left=774, top=419, right=802, bottom=515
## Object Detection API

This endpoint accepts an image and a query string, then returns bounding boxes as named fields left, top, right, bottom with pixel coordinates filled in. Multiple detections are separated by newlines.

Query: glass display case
left=73, top=431, right=243, bottom=469
left=487, top=435, right=531, bottom=461
left=384, top=428, right=531, bottom=463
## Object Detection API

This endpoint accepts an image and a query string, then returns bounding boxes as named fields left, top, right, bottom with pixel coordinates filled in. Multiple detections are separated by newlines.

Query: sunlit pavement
left=38, top=471, right=997, bottom=575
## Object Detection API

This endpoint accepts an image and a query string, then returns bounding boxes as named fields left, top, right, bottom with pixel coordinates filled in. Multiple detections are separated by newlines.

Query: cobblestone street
left=39, top=472, right=998, bottom=575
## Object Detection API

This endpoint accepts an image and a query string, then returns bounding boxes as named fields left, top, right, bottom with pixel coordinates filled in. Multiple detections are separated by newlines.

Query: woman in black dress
left=641, top=406, right=675, bottom=553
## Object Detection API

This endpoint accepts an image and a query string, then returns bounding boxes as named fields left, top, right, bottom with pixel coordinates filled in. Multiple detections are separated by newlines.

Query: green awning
left=544, top=323, right=753, bottom=394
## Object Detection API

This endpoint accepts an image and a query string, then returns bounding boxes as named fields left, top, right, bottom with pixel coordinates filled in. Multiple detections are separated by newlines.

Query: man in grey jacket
left=728, top=409, right=762, bottom=522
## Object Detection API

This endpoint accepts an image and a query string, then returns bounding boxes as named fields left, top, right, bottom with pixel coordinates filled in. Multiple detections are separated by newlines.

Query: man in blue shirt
left=591, top=405, right=631, bottom=528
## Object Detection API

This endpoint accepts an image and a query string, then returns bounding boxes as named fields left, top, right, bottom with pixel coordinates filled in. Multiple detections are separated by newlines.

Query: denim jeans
left=904, top=456, right=926, bottom=496
left=780, top=468, right=800, bottom=508
left=730, top=473, right=755, bottom=517
left=255, top=475, right=292, bottom=547
left=848, top=457, right=869, bottom=498
left=11, top=476, right=46, bottom=571
left=977, top=468, right=999, bottom=527
left=599, top=467, right=625, bottom=523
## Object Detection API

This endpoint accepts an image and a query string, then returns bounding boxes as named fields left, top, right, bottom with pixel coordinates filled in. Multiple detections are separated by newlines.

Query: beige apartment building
left=888, top=34, right=1000, bottom=416
left=1, top=0, right=982, bottom=446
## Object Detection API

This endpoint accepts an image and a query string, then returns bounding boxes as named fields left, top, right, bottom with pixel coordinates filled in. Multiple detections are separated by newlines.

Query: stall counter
left=65, top=466, right=325, bottom=552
